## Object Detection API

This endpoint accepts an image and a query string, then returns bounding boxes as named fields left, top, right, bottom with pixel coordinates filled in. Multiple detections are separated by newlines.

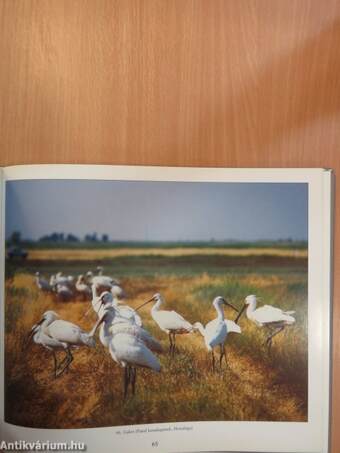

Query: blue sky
left=5, top=180, right=308, bottom=242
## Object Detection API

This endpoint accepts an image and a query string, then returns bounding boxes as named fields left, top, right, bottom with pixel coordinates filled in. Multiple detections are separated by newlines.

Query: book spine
left=322, top=169, right=333, bottom=453
left=0, top=168, right=5, bottom=422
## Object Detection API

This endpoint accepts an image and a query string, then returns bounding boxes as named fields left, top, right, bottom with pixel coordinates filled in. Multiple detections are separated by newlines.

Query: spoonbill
left=75, top=275, right=92, bottom=300
left=95, top=301, right=162, bottom=353
left=34, top=272, right=52, bottom=292
left=243, top=295, right=296, bottom=349
left=90, top=303, right=162, bottom=398
left=49, top=274, right=57, bottom=288
left=96, top=266, right=120, bottom=285
left=27, top=310, right=101, bottom=377
left=56, top=272, right=75, bottom=285
left=111, top=332, right=161, bottom=399
left=96, top=266, right=104, bottom=275
left=193, top=296, right=239, bottom=371
left=136, top=293, right=193, bottom=356
left=50, top=273, right=74, bottom=291
left=111, top=283, right=126, bottom=300
left=56, top=283, right=73, bottom=301
left=86, top=271, right=119, bottom=292
left=90, top=288, right=141, bottom=326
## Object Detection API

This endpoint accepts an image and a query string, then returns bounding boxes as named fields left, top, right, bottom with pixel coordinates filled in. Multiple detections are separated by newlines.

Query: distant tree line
left=39, top=232, right=110, bottom=243
left=7, top=231, right=110, bottom=244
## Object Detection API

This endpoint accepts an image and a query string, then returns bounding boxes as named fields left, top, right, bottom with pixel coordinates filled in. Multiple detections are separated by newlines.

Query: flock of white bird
left=35, top=266, right=125, bottom=301
left=30, top=266, right=296, bottom=399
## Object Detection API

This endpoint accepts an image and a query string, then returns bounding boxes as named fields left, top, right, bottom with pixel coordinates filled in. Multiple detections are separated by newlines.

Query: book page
left=0, top=165, right=332, bottom=453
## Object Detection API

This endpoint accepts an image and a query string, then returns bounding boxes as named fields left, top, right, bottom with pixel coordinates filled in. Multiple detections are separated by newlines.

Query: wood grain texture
left=0, top=0, right=339, bottom=450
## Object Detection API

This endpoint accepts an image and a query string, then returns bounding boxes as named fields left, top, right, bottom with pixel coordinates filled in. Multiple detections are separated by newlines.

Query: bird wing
left=132, top=326, right=163, bottom=353
left=254, top=305, right=296, bottom=324
left=47, top=320, right=83, bottom=344
left=112, top=333, right=161, bottom=371
left=204, top=319, right=227, bottom=349
left=155, top=311, right=192, bottom=332
left=111, top=285, right=126, bottom=298
left=205, top=318, right=241, bottom=335
left=225, top=319, right=242, bottom=334
left=139, top=328, right=162, bottom=353
left=112, top=323, right=162, bottom=352
left=77, top=283, right=90, bottom=292
left=37, top=331, right=65, bottom=348
left=116, top=305, right=143, bottom=327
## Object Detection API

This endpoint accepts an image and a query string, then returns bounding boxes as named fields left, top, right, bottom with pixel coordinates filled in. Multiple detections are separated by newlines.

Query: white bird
left=27, top=310, right=101, bottom=377
left=95, top=302, right=161, bottom=352
left=91, top=287, right=141, bottom=326
left=51, top=272, right=74, bottom=291
left=34, top=272, right=52, bottom=292
left=92, top=304, right=162, bottom=398
left=75, top=275, right=92, bottom=300
left=49, top=274, right=57, bottom=288
left=96, top=266, right=120, bottom=285
left=110, top=331, right=161, bottom=399
left=111, top=322, right=163, bottom=354
left=86, top=271, right=119, bottom=292
left=243, top=294, right=296, bottom=349
left=193, top=296, right=239, bottom=371
left=111, top=283, right=126, bottom=300
left=96, top=266, right=104, bottom=275
left=113, top=297, right=142, bottom=327
left=84, top=291, right=139, bottom=347
left=136, top=293, right=193, bottom=356
left=56, top=283, right=73, bottom=301
left=56, top=271, right=74, bottom=284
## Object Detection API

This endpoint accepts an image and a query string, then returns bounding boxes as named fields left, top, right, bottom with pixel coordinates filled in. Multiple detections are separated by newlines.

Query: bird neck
left=41, top=318, right=53, bottom=330
left=89, top=315, right=105, bottom=337
left=246, top=300, right=256, bottom=318
left=215, top=303, right=225, bottom=321
left=194, top=322, right=205, bottom=336
left=151, top=299, right=162, bottom=312
left=91, top=284, right=98, bottom=299
left=31, top=324, right=41, bottom=341
left=111, top=297, right=119, bottom=307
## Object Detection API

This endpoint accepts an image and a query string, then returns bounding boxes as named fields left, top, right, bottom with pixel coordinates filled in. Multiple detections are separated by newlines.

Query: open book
left=0, top=165, right=332, bottom=453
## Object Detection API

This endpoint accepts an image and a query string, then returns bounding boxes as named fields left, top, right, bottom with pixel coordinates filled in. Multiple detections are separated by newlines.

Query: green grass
left=8, top=239, right=308, bottom=250
left=5, top=254, right=307, bottom=279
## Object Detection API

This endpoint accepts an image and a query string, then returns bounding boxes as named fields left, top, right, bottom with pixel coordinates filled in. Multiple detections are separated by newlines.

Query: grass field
left=4, top=247, right=308, bottom=428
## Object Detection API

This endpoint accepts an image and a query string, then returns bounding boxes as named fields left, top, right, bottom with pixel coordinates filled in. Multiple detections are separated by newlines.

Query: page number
left=152, top=441, right=159, bottom=447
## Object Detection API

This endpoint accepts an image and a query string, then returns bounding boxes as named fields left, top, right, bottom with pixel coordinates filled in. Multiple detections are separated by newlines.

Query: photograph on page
left=3, top=177, right=308, bottom=429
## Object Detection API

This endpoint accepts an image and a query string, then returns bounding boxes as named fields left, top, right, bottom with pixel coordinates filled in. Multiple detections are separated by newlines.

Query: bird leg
left=219, top=344, right=227, bottom=370
left=55, top=351, right=69, bottom=377
left=52, top=351, right=58, bottom=378
left=56, top=349, right=73, bottom=377
left=223, top=345, right=228, bottom=367
left=263, top=326, right=274, bottom=346
left=65, top=348, right=74, bottom=372
left=168, top=333, right=173, bottom=355
left=58, top=351, right=70, bottom=369
left=123, top=367, right=129, bottom=400
left=266, top=326, right=285, bottom=350
left=211, top=350, right=215, bottom=372
left=131, top=368, right=137, bottom=395
left=172, top=333, right=177, bottom=356
left=169, top=332, right=176, bottom=357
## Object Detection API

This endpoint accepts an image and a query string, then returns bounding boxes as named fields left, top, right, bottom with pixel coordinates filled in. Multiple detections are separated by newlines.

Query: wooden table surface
left=0, top=1, right=339, bottom=451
